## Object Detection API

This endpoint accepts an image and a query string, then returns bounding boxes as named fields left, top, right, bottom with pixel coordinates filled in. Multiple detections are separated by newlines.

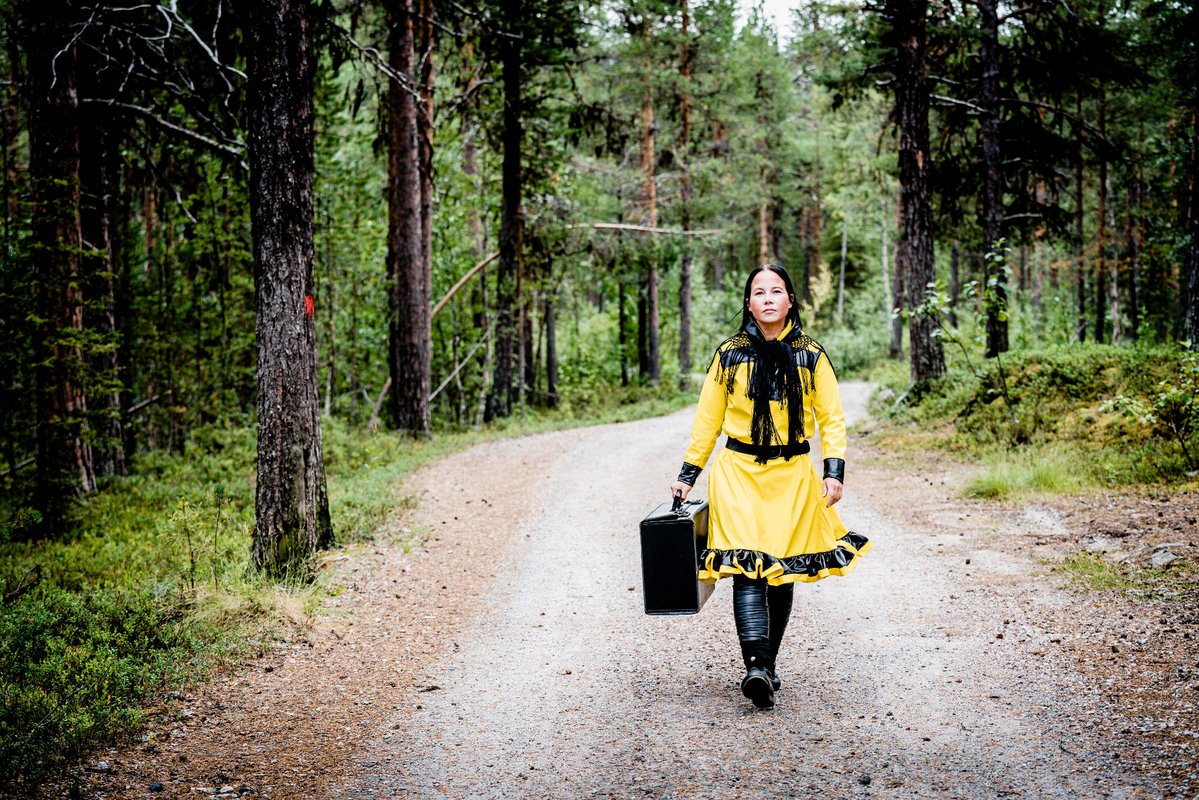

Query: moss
left=880, top=343, right=1199, bottom=488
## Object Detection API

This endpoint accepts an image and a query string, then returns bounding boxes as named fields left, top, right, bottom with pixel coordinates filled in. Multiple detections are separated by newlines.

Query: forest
left=2, top=0, right=1198, bottom=789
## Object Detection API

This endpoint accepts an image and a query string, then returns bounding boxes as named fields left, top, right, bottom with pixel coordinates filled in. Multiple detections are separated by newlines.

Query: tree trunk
left=247, top=0, right=333, bottom=576
left=837, top=220, right=848, bottom=322
left=322, top=208, right=336, bottom=417
left=492, top=0, right=523, bottom=416
left=637, top=288, right=649, bottom=379
left=889, top=0, right=945, bottom=384
left=638, top=19, right=660, bottom=386
left=544, top=285, right=558, bottom=408
left=1186, top=66, right=1199, bottom=348
left=677, top=0, right=693, bottom=389
left=417, top=0, right=436, bottom=306
left=79, top=107, right=126, bottom=478
left=24, top=0, right=96, bottom=531
left=521, top=288, right=534, bottom=406
left=1074, top=96, right=1087, bottom=343
left=979, top=0, right=1007, bottom=357
left=797, top=207, right=812, bottom=306
left=1032, top=245, right=1044, bottom=324
left=881, top=198, right=891, bottom=328
left=758, top=164, right=770, bottom=264
left=1126, top=175, right=1140, bottom=341
left=1092, top=85, right=1109, bottom=344
left=889, top=200, right=905, bottom=359
left=456, top=38, right=492, bottom=425
left=948, top=241, right=960, bottom=328
left=387, top=1, right=431, bottom=435
left=618, top=277, right=629, bottom=387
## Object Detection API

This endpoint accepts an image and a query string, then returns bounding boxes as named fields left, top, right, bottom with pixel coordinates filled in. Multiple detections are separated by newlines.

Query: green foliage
left=0, top=386, right=700, bottom=789
left=1101, top=350, right=1199, bottom=470
left=0, top=584, right=213, bottom=786
left=883, top=342, right=1199, bottom=489
left=815, top=279, right=891, bottom=377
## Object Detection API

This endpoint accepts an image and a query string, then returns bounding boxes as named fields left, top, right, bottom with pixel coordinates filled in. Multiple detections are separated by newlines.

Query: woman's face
left=746, top=269, right=793, bottom=329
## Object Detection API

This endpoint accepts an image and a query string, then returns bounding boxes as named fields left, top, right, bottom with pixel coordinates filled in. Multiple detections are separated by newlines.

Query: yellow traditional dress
left=680, top=320, right=871, bottom=585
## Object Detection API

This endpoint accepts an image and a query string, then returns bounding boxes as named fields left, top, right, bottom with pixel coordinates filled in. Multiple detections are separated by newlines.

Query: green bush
left=882, top=342, right=1199, bottom=487
left=0, top=585, right=204, bottom=785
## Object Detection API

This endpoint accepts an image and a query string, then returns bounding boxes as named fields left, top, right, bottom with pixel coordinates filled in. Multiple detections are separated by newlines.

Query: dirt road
left=327, top=382, right=1169, bottom=799
left=80, top=382, right=1191, bottom=800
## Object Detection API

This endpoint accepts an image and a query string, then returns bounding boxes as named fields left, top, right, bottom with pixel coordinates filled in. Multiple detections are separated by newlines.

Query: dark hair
left=740, top=263, right=801, bottom=332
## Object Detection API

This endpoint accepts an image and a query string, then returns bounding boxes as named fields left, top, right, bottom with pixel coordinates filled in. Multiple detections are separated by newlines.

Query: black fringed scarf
left=711, top=321, right=827, bottom=464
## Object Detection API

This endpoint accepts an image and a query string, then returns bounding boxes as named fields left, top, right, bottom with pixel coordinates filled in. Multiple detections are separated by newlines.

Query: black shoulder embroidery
left=706, top=329, right=833, bottom=399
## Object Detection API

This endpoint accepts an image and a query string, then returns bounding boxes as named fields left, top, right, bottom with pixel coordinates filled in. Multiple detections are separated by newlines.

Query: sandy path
left=326, top=382, right=1169, bottom=800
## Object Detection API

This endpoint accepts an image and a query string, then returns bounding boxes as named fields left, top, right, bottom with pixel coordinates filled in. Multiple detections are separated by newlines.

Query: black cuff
left=677, top=462, right=702, bottom=486
left=823, top=458, right=845, bottom=483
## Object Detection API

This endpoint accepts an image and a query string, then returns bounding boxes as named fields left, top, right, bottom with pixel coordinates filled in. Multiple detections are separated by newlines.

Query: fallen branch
left=431, top=252, right=498, bottom=319
left=566, top=222, right=724, bottom=236
left=429, top=335, right=488, bottom=402
left=0, top=457, right=34, bottom=479
left=4, top=564, right=42, bottom=604
left=368, top=377, right=392, bottom=432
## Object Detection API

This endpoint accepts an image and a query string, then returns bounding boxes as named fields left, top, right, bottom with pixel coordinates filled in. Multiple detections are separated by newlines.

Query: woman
left=669, top=263, right=871, bottom=710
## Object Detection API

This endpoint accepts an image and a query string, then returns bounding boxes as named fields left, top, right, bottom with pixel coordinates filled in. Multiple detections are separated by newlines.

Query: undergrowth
left=1053, top=552, right=1197, bottom=601
left=0, top=384, right=692, bottom=792
left=870, top=343, right=1199, bottom=496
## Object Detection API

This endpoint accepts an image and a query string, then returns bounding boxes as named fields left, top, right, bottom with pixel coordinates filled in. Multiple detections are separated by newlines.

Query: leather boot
left=766, top=582, right=794, bottom=691
left=734, top=575, right=776, bottom=709
left=738, top=639, right=775, bottom=709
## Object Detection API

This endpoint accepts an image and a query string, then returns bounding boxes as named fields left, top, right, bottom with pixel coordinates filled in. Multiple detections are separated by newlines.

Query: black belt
left=724, top=437, right=810, bottom=460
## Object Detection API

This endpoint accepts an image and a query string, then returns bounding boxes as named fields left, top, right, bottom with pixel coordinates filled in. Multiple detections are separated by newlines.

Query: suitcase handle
left=671, top=491, right=683, bottom=513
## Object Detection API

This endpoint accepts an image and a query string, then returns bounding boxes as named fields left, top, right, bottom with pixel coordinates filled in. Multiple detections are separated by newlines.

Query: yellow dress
left=681, top=322, right=871, bottom=585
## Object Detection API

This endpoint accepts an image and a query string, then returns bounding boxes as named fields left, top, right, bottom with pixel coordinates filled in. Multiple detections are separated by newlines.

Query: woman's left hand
left=822, top=477, right=843, bottom=507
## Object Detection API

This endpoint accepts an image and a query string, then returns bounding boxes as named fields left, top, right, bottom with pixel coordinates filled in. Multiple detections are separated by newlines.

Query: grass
left=1053, top=552, right=1198, bottom=601
left=0, top=383, right=695, bottom=792
left=961, top=444, right=1094, bottom=499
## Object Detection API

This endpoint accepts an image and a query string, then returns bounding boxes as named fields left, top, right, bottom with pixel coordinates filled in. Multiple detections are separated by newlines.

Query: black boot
left=733, top=576, right=776, bottom=709
left=738, top=639, right=776, bottom=709
left=766, top=582, right=794, bottom=692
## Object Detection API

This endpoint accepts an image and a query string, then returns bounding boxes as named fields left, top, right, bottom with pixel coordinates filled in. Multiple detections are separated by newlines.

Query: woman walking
left=669, top=263, right=871, bottom=710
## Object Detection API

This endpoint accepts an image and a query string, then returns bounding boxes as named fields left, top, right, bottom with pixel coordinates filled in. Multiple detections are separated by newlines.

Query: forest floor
left=68, top=382, right=1199, bottom=800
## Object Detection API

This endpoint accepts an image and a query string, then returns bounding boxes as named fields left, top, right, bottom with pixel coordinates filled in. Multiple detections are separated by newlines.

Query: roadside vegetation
left=865, top=336, right=1199, bottom=606
left=869, top=343, right=1199, bottom=499
left=0, top=384, right=691, bottom=791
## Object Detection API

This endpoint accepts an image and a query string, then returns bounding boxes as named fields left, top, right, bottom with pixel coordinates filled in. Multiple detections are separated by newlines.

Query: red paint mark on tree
left=305, top=295, right=315, bottom=317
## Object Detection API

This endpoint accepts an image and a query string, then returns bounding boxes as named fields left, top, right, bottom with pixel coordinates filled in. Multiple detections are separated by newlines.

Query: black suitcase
left=639, top=497, right=714, bottom=615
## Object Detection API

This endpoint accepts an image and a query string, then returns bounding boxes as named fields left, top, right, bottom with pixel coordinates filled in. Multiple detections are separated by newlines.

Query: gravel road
left=330, top=382, right=1170, bottom=800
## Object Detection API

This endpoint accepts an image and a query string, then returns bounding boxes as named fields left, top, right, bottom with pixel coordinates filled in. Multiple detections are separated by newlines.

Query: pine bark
left=247, top=0, right=333, bottom=576
left=493, top=0, right=523, bottom=416
left=638, top=19, right=660, bottom=385
left=417, top=0, right=436, bottom=305
left=1186, top=75, right=1199, bottom=347
left=979, top=0, right=1007, bottom=357
left=79, top=106, right=126, bottom=479
left=24, top=0, right=96, bottom=531
left=890, top=0, right=945, bottom=384
left=677, top=0, right=693, bottom=389
left=387, top=0, right=431, bottom=435
left=1074, top=97, right=1087, bottom=342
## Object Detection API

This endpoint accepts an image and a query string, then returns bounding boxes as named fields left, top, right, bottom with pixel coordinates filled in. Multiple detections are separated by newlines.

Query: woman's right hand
left=669, top=481, right=692, bottom=502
